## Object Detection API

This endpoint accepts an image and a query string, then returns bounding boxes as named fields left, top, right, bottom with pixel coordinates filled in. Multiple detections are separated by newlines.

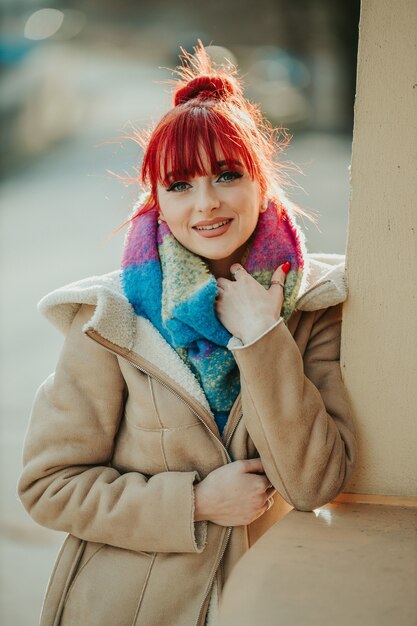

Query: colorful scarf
left=121, top=200, right=305, bottom=432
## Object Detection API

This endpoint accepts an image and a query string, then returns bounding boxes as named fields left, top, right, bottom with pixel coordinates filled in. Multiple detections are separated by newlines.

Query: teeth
left=195, top=220, right=230, bottom=231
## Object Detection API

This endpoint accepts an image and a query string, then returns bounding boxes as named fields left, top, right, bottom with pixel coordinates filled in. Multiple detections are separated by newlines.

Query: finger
left=265, top=486, right=277, bottom=498
left=259, top=497, right=274, bottom=517
left=216, top=278, right=228, bottom=290
left=230, top=263, right=248, bottom=280
left=241, top=457, right=264, bottom=474
left=269, top=261, right=291, bottom=290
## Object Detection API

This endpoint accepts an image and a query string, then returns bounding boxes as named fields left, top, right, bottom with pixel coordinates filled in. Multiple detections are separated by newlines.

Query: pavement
left=0, top=66, right=352, bottom=623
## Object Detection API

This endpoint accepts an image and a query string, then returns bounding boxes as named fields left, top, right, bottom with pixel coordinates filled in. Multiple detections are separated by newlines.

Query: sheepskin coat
left=18, top=253, right=356, bottom=626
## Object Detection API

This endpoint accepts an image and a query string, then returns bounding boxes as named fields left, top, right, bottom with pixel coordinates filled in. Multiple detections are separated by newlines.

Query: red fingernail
left=282, top=261, right=291, bottom=274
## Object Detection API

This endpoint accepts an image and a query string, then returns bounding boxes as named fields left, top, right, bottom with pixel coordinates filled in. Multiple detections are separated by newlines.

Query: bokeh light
left=24, top=9, right=65, bottom=41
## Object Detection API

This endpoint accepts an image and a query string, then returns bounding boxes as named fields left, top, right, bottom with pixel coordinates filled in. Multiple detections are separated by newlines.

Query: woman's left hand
left=215, top=262, right=290, bottom=344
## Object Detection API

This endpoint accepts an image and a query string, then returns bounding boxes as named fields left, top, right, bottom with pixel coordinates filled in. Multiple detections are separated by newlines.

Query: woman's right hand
left=194, top=458, right=276, bottom=526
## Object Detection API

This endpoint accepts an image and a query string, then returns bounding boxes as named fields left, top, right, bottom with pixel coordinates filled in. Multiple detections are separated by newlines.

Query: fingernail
left=282, top=261, right=291, bottom=274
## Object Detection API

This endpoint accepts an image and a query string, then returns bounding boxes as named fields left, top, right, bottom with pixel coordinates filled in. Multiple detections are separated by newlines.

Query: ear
left=259, top=197, right=269, bottom=213
left=157, top=204, right=166, bottom=223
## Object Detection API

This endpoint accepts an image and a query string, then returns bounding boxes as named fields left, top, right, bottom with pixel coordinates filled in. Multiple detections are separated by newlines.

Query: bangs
left=142, top=105, right=261, bottom=190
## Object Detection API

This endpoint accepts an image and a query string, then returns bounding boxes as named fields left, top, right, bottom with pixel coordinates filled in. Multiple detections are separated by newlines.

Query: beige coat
left=18, top=253, right=356, bottom=626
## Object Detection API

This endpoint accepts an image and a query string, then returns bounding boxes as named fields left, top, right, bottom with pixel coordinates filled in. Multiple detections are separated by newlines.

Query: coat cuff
left=138, top=470, right=208, bottom=554
left=227, top=317, right=284, bottom=351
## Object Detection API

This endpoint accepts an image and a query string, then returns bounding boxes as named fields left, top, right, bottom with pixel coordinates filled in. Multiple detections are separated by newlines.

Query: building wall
left=341, top=0, right=417, bottom=496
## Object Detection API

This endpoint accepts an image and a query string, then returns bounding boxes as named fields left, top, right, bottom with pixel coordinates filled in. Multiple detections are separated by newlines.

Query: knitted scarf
left=121, top=200, right=305, bottom=432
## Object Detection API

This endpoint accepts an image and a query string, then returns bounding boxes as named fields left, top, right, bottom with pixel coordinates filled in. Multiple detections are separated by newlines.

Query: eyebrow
left=165, top=160, right=243, bottom=180
left=217, top=160, right=243, bottom=168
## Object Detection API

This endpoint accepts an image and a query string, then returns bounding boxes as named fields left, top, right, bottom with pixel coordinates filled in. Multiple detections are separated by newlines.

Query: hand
left=215, top=262, right=290, bottom=343
left=194, top=458, right=276, bottom=526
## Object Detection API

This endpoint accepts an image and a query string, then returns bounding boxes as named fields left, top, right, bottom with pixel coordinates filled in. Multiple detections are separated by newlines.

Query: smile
left=194, top=219, right=232, bottom=231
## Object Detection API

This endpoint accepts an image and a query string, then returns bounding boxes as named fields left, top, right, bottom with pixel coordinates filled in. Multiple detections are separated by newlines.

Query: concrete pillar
left=341, top=0, right=417, bottom=497
left=218, top=5, right=417, bottom=624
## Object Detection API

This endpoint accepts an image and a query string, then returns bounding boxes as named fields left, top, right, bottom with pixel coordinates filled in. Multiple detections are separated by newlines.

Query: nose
left=194, top=181, right=220, bottom=214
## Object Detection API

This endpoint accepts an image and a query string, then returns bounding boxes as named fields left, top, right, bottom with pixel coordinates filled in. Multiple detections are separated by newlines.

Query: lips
left=192, top=218, right=233, bottom=238
left=193, top=219, right=232, bottom=231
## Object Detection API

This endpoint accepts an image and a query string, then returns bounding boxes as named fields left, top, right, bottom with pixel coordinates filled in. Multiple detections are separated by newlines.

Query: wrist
left=239, top=316, right=280, bottom=344
left=194, top=482, right=207, bottom=522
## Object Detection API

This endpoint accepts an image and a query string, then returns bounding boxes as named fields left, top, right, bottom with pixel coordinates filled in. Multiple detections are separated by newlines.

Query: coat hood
left=38, top=253, right=347, bottom=340
left=37, top=253, right=347, bottom=417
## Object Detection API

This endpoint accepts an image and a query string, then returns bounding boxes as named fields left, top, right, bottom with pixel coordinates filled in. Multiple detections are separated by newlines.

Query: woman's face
left=157, top=153, right=262, bottom=269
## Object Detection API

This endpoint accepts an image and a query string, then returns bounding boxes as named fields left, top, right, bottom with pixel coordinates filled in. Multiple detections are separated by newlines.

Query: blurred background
left=0, top=1, right=360, bottom=623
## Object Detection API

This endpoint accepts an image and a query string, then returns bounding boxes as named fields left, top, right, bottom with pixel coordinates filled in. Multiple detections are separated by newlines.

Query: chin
left=197, top=245, right=238, bottom=261
left=200, top=249, right=230, bottom=259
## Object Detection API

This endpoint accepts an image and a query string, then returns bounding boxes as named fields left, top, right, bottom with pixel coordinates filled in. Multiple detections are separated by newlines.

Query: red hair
left=119, top=43, right=306, bottom=225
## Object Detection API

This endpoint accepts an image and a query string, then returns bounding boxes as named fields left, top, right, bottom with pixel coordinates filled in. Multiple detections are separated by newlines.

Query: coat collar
left=297, top=253, right=346, bottom=311
left=38, top=254, right=347, bottom=416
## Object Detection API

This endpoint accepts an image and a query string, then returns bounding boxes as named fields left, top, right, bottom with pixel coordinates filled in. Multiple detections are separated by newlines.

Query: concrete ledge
left=218, top=502, right=417, bottom=626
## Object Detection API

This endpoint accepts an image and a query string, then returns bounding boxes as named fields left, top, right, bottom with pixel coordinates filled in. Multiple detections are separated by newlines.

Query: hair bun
left=174, top=75, right=238, bottom=106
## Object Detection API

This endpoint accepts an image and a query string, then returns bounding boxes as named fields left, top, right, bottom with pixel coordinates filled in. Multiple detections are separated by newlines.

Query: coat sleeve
left=18, top=305, right=207, bottom=554
left=230, top=304, right=356, bottom=511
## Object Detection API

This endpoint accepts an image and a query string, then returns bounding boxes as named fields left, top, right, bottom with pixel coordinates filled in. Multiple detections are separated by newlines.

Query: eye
left=166, top=180, right=191, bottom=192
left=217, top=171, right=243, bottom=183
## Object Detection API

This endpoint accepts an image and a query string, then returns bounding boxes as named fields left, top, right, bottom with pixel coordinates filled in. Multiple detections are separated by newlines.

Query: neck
left=204, top=243, right=247, bottom=279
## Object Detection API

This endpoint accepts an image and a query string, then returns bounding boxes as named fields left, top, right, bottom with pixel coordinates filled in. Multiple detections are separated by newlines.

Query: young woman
left=18, top=44, right=356, bottom=626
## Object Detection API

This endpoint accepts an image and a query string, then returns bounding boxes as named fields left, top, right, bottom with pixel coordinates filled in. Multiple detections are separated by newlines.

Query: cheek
left=243, top=190, right=262, bottom=225
left=157, top=195, right=183, bottom=231
left=159, top=207, right=192, bottom=242
left=241, top=183, right=261, bottom=211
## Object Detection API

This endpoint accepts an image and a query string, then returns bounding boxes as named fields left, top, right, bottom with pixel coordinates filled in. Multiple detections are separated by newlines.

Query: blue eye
left=217, top=171, right=243, bottom=183
left=166, top=181, right=191, bottom=192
